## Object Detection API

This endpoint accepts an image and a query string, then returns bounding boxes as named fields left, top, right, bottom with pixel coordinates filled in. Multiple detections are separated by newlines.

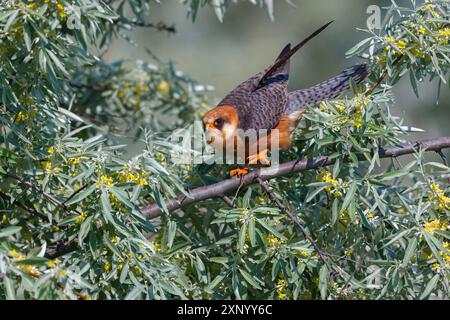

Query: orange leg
left=230, top=167, right=249, bottom=177
left=247, top=148, right=270, bottom=166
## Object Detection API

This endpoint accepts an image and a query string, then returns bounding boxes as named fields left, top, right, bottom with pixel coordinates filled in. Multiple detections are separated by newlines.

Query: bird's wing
left=257, top=21, right=333, bottom=88
left=218, top=43, right=291, bottom=110
left=239, top=82, right=288, bottom=132
left=220, top=21, right=334, bottom=132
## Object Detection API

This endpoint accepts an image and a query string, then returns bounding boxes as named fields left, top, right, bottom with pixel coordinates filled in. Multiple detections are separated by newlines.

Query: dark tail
left=258, top=21, right=334, bottom=86
left=286, top=63, right=369, bottom=116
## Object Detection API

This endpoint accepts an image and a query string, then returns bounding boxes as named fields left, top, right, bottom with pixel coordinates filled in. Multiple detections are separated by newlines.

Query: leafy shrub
left=0, top=0, right=449, bottom=300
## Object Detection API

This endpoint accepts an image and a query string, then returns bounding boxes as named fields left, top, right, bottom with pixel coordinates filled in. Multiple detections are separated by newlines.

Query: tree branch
left=141, top=136, right=450, bottom=218
left=256, top=177, right=335, bottom=272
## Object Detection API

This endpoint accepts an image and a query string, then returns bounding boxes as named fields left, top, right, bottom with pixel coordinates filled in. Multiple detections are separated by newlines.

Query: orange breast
left=226, top=114, right=296, bottom=163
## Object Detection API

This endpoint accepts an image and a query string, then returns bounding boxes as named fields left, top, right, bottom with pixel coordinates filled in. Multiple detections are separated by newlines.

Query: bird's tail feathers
left=259, top=21, right=334, bottom=85
left=286, top=63, right=369, bottom=119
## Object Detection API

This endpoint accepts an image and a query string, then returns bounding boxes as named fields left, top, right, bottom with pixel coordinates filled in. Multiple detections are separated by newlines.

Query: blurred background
left=108, top=0, right=449, bottom=154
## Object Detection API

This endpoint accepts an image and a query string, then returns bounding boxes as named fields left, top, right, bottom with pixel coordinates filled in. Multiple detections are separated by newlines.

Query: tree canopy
left=0, top=0, right=449, bottom=300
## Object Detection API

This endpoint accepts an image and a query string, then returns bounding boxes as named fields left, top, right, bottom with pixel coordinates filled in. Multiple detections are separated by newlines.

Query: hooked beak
left=204, top=123, right=215, bottom=144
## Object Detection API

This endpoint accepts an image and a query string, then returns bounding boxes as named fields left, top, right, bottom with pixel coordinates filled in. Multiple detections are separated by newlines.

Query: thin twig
left=63, top=184, right=89, bottom=206
left=436, top=149, right=450, bottom=183
left=221, top=195, right=236, bottom=208
left=335, top=249, right=372, bottom=299
left=365, top=55, right=404, bottom=96
left=0, top=191, right=50, bottom=222
left=3, top=173, right=83, bottom=215
left=256, top=177, right=334, bottom=272
left=114, top=19, right=176, bottom=34
left=4, top=173, right=68, bottom=210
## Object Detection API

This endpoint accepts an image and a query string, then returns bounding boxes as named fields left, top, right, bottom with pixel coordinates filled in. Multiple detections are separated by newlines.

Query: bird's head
left=202, top=105, right=239, bottom=148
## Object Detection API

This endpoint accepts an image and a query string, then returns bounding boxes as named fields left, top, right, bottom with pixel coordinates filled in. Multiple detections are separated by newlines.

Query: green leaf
left=14, top=257, right=48, bottom=266
left=258, top=220, right=287, bottom=240
left=341, top=181, right=357, bottom=213
left=239, top=269, right=262, bottom=289
left=249, top=218, right=256, bottom=247
left=319, top=264, right=328, bottom=300
left=0, top=226, right=22, bottom=238
left=3, top=277, right=15, bottom=300
left=65, top=184, right=96, bottom=206
left=78, top=215, right=94, bottom=245
left=3, top=10, right=18, bottom=32
left=378, top=169, right=409, bottom=181
left=206, top=273, right=226, bottom=292
left=401, top=237, right=418, bottom=268
left=23, top=23, right=32, bottom=52
left=100, top=190, right=112, bottom=222
left=419, top=274, right=440, bottom=300
left=332, top=198, right=339, bottom=225
left=238, top=223, right=247, bottom=253
left=125, top=286, right=144, bottom=300
left=166, top=220, right=177, bottom=249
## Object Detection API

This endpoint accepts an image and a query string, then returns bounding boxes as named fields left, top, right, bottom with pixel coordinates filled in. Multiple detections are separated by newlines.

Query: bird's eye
left=214, top=118, right=224, bottom=128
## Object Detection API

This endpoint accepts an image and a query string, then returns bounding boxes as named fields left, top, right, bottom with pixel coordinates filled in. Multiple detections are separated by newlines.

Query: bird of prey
left=203, top=21, right=369, bottom=176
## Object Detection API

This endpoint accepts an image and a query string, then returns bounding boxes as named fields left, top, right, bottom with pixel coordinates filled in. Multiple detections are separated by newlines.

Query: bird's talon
left=248, top=150, right=271, bottom=166
left=230, top=168, right=249, bottom=177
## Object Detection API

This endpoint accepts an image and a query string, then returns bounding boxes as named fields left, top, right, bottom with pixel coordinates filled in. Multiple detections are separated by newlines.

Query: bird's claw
left=247, top=150, right=270, bottom=166
left=230, top=167, right=249, bottom=177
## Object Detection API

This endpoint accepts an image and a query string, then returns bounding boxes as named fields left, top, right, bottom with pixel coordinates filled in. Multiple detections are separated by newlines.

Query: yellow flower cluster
left=437, top=28, right=450, bottom=45
left=385, top=36, right=408, bottom=55
left=411, top=46, right=426, bottom=58
left=157, top=80, right=171, bottom=96
left=386, top=36, right=395, bottom=44
left=396, top=40, right=407, bottom=50
left=266, top=234, right=285, bottom=248
left=48, top=258, right=60, bottom=268
left=440, top=242, right=450, bottom=266
left=69, top=157, right=81, bottom=166
left=419, top=3, right=441, bottom=18
left=42, top=160, right=61, bottom=174
left=76, top=292, right=92, bottom=300
left=19, top=1, right=66, bottom=18
left=96, top=175, right=114, bottom=188
left=9, top=249, right=40, bottom=277
left=276, top=279, right=288, bottom=300
left=318, top=170, right=343, bottom=198
left=419, top=26, right=426, bottom=35
left=298, top=250, right=309, bottom=258
left=75, top=211, right=86, bottom=224
left=15, top=111, right=28, bottom=123
left=117, top=165, right=149, bottom=186
left=117, top=80, right=150, bottom=110
left=428, top=182, right=450, bottom=212
left=431, top=241, right=450, bottom=272
left=350, top=95, right=369, bottom=129
left=318, top=95, right=368, bottom=131
left=13, top=107, right=37, bottom=123
left=155, top=153, right=165, bottom=163
left=423, top=219, right=446, bottom=235
left=152, top=241, right=162, bottom=253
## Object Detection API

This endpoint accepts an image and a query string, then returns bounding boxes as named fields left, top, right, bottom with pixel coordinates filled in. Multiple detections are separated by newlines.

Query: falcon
left=203, top=21, right=369, bottom=176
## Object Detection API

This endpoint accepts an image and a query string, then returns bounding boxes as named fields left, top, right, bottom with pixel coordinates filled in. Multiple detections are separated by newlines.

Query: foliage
left=0, top=0, right=449, bottom=300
